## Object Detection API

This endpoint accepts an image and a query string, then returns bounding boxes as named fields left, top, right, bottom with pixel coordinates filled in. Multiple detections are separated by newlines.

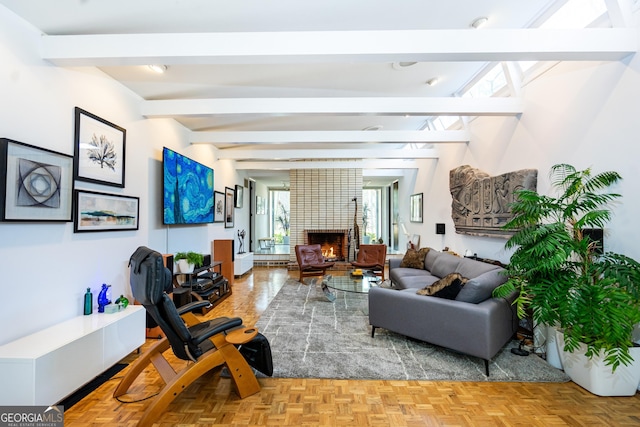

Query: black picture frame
left=410, top=193, right=423, bottom=223
left=235, top=184, right=244, bottom=208
left=73, top=189, right=139, bottom=232
left=74, top=107, right=126, bottom=188
left=0, top=138, right=74, bottom=222
left=214, top=190, right=225, bottom=223
left=225, top=186, right=235, bottom=228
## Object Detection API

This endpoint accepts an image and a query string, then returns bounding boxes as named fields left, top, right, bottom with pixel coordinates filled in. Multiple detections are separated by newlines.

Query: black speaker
left=162, top=254, right=174, bottom=274
left=173, top=287, right=191, bottom=308
left=582, top=228, right=604, bottom=254
left=202, top=254, right=211, bottom=267
left=436, top=223, right=446, bottom=235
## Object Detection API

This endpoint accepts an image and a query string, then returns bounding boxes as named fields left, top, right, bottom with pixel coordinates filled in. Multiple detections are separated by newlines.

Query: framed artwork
left=256, top=195, right=265, bottom=215
left=235, top=184, right=243, bottom=208
left=214, top=190, right=225, bottom=223
left=225, top=186, right=235, bottom=228
left=74, top=107, right=126, bottom=188
left=74, top=189, right=139, bottom=232
left=410, top=193, right=423, bottom=223
left=0, top=138, right=74, bottom=222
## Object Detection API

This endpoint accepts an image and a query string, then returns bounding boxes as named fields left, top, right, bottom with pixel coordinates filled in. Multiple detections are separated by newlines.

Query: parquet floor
left=64, top=267, right=640, bottom=426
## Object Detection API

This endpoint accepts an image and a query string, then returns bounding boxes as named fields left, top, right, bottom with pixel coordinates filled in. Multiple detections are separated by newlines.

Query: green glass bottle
left=84, top=288, right=93, bottom=315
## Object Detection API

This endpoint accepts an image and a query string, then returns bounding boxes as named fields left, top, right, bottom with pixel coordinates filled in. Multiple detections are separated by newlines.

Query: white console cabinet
left=234, top=252, right=254, bottom=277
left=0, top=305, right=145, bottom=405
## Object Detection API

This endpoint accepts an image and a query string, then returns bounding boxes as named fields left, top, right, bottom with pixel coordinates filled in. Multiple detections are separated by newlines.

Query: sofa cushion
left=399, top=247, right=430, bottom=269
left=424, top=248, right=440, bottom=271
left=455, top=268, right=508, bottom=304
left=416, top=272, right=468, bottom=299
left=455, top=257, right=501, bottom=279
left=429, top=252, right=462, bottom=278
left=392, top=273, right=440, bottom=290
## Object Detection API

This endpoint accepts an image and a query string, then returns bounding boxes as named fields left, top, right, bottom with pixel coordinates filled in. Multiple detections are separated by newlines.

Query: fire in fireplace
left=305, top=229, right=349, bottom=262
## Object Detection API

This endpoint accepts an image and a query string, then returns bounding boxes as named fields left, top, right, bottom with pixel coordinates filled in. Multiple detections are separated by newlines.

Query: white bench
left=0, top=305, right=145, bottom=405
left=234, top=252, right=254, bottom=277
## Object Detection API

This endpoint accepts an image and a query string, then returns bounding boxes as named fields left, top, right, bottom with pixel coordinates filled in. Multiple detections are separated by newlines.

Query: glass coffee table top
left=324, top=271, right=382, bottom=294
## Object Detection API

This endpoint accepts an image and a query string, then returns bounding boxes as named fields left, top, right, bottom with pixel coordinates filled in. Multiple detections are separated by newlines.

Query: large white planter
left=556, top=330, right=640, bottom=396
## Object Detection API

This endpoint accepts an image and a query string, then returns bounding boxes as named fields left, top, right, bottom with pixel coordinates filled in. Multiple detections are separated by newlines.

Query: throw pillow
left=416, top=272, right=468, bottom=299
left=455, top=269, right=508, bottom=304
left=399, top=247, right=430, bottom=269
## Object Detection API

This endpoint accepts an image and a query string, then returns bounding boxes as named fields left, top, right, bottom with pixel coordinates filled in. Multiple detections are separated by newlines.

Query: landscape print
left=75, top=190, right=139, bottom=232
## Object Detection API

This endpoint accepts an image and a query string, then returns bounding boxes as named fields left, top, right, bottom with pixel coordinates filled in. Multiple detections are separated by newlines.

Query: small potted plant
left=493, top=163, right=640, bottom=396
left=174, top=251, right=204, bottom=274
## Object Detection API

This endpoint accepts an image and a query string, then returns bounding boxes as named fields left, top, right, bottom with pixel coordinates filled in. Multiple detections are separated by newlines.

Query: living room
left=1, top=0, right=640, bottom=424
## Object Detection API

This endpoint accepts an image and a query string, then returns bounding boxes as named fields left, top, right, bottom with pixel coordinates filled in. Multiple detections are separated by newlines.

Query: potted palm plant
left=493, top=163, right=640, bottom=396
left=174, top=251, right=204, bottom=274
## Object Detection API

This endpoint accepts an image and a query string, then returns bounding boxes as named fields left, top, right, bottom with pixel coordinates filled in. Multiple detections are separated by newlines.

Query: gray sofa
left=368, top=248, right=518, bottom=375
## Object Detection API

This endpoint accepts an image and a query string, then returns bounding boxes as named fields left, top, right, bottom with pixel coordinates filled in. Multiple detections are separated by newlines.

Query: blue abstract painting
left=163, top=147, right=214, bottom=224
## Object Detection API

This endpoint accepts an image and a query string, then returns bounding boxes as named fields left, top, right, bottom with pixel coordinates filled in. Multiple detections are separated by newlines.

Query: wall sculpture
left=449, top=165, right=537, bottom=237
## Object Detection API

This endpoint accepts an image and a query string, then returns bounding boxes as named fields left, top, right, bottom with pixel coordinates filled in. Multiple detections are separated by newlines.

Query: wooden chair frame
left=114, top=308, right=260, bottom=427
left=121, top=246, right=263, bottom=427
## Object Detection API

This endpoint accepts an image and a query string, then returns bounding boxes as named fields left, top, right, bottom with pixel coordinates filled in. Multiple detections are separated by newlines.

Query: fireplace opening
left=306, top=229, right=348, bottom=262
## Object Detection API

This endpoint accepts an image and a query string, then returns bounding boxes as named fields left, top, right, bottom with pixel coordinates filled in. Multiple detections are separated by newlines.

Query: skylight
left=461, top=64, right=507, bottom=99
left=540, top=0, right=607, bottom=29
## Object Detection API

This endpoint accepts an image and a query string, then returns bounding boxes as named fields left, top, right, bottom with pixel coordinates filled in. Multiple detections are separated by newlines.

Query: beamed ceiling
left=0, top=0, right=637, bottom=186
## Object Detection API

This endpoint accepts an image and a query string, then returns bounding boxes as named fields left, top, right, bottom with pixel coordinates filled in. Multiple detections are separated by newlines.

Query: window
left=269, top=189, right=289, bottom=243
left=539, top=0, right=606, bottom=29
left=517, top=0, right=608, bottom=79
left=362, top=188, right=381, bottom=242
left=462, top=63, right=507, bottom=99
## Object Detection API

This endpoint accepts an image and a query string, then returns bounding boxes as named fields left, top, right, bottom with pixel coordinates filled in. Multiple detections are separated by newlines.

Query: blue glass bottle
left=84, top=288, right=93, bottom=315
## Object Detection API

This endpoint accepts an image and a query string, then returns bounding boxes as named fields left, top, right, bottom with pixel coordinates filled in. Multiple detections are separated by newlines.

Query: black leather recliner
left=114, top=246, right=271, bottom=427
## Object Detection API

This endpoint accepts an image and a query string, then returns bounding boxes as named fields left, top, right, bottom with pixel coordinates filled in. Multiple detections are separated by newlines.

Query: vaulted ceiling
left=1, top=0, right=636, bottom=186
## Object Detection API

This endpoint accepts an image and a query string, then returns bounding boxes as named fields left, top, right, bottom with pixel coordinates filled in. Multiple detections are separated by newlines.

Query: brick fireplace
left=305, top=229, right=349, bottom=261
left=289, top=168, right=363, bottom=264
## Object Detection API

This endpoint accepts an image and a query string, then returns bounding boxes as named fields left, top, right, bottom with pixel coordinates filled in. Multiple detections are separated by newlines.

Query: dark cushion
left=416, top=272, right=468, bottom=299
left=455, top=269, right=508, bottom=304
left=399, top=247, right=430, bottom=269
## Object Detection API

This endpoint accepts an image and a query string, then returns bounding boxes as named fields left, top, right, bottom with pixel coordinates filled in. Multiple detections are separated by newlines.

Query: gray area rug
left=255, top=279, right=570, bottom=382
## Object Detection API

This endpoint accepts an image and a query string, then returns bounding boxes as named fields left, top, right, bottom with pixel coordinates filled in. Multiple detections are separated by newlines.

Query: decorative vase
left=177, top=259, right=194, bottom=273
left=556, top=330, right=640, bottom=396
left=97, top=283, right=111, bottom=313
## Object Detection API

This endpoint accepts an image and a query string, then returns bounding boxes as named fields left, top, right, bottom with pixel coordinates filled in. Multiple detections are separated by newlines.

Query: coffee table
left=324, top=271, right=381, bottom=294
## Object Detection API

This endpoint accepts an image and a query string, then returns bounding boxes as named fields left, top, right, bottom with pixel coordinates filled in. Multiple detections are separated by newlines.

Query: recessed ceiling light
left=148, top=64, right=168, bottom=74
left=426, top=78, right=439, bottom=86
left=471, top=17, right=489, bottom=29
left=392, top=62, right=418, bottom=70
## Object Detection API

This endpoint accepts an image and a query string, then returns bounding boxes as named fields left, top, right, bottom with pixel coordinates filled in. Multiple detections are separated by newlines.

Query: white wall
left=253, top=181, right=270, bottom=248
left=410, top=52, right=640, bottom=263
left=0, top=7, right=248, bottom=345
